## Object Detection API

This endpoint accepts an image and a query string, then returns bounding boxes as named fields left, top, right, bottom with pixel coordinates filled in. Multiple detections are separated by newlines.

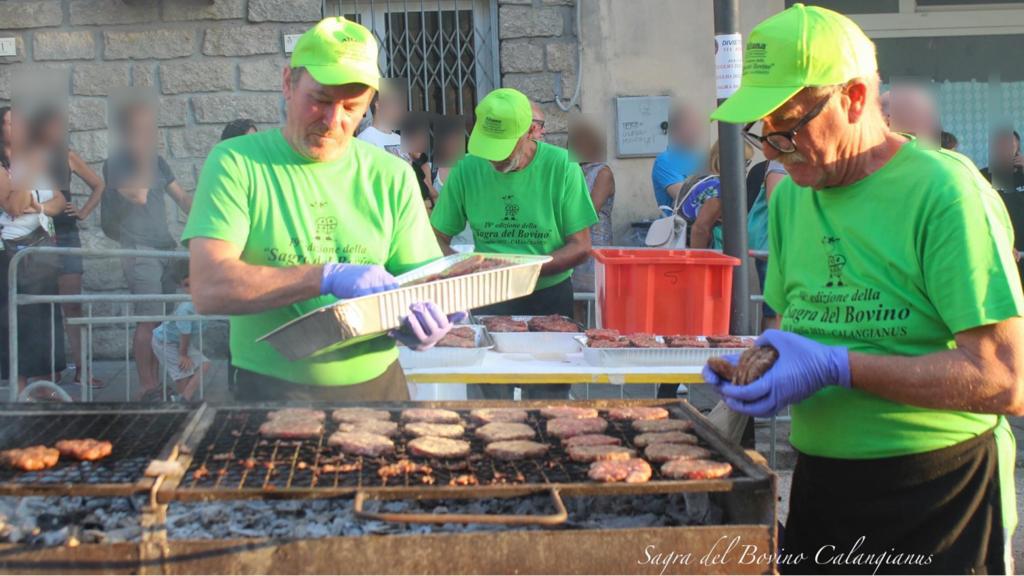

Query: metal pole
left=714, top=0, right=752, bottom=336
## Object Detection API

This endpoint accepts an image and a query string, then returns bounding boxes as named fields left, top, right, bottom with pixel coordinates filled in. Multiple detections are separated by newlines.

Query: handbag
left=3, top=226, right=60, bottom=292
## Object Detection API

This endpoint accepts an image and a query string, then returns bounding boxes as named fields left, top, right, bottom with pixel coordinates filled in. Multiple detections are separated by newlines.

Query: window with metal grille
left=330, top=0, right=498, bottom=117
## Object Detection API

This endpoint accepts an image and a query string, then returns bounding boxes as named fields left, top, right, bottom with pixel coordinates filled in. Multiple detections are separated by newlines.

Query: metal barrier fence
left=6, top=246, right=227, bottom=403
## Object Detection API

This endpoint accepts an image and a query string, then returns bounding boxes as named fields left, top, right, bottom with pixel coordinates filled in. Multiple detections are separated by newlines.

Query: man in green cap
left=703, top=4, right=1021, bottom=573
left=430, top=88, right=598, bottom=399
left=184, top=17, right=459, bottom=402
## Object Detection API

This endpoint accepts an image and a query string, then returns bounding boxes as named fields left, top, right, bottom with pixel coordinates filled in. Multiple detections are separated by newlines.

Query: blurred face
left=125, top=106, right=157, bottom=155
left=529, top=103, right=545, bottom=141
left=491, top=135, right=530, bottom=174
left=378, top=92, right=406, bottom=126
left=888, top=87, right=937, bottom=140
left=283, top=67, right=374, bottom=162
left=245, top=126, right=257, bottom=135
left=760, top=87, right=850, bottom=190
left=992, top=134, right=1019, bottom=164
left=1, top=110, right=11, bottom=145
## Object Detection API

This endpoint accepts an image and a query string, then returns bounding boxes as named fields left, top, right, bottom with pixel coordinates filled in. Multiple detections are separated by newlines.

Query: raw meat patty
left=633, top=431, right=698, bottom=448
left=400, top=408, right=461, bottom=424
left=665, top=336, right=708, bottom=348
left=527, top=315, right=579, bottom=333
left=481, top=316, right=528, bottom=333
left=626, top=334, right=665, bottom=348
left=546, top=417, right=608, bottom=439
left=588, top=338, right=629, bottom=348
left=563, top=434, right=621, bottom=447
left=539, top=406, right=598, bottom=420
left=437, top=333, right=476, bottom=348
left=632, top=419, right=693, bottom=434
left=407, top=436, right=471, bottom=459
left=55, top=438, right=113, bottom=461
left=485, top=440, right=549, bottom=461
left=259, top=417, right=324, bottom=439
left=337, top=420, right=399, bottom=437
left=606, top=406, right=669, bottom=421
left=567, top=444, right=636, bottom=463
left=406, top=255, right=510, bottom=286
left=660, top=459, right=733, bottom=480
left=475, top=422, right=535, bottom=442
left=585, top=328, right=621, bottom=342
left=588, top=458, right=652, bottom=483
left=331, top=408, right=392, bottom=423
left=327, top=432, right=395, bottom=457
left=0, top=445, right=60, bottom=471
left=405, top=422, right=465, bottom=438
left=470, top=408, right=528, bottom=424
left=644, top=443, right=712, bottom=464
left=267, top=408, right=325, bottom=422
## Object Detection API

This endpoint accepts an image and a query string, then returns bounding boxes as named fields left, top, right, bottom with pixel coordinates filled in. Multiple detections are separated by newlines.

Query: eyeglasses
left=532, top=119, right=545, bottom=129
left=742, top=92, right=836, bottom=154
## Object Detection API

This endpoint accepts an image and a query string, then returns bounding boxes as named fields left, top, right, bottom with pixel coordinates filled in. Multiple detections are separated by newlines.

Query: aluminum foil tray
left=398, top=325, right=495, bottom=369
left=259, top=253, right=551, bottom=361
left=578, top=336, right=743, bottom=367
left=475, top=315, right=583, bottom=355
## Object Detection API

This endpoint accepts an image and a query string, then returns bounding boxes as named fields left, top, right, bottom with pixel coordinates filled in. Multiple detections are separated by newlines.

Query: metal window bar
left=6, top=247, right=224, bottom=403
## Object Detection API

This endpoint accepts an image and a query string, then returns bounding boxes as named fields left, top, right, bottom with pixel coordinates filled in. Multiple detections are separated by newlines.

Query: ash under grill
left=0, top=405, right=192, bottom=493
left=176, top=403, right=741, bottom=498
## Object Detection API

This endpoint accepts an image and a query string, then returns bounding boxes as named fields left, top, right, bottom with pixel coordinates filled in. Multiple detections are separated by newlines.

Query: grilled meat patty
left=404, top=422, right=465, bottom=438
left=567, top=444, right=636, bottom=463
left=331, top=408, right=392, bottom=423
left=407, top=436, right=471, bottom=459
left=469, top=408, right=528, bottom=424
left=267, top=408, right=325, bottom=422
left=546, top=417, right=608, bottom=439
left=259, top=417, right=324, bottom=439
left=660, top=459, right=733, bottom=480
left=644, top=443, right=712, bottom=464
left=632, top=419, right=693, bottom=433
left=585, top=328, right=621, bottom=342
left=0, top=445, right=60, bottom=471
left=337, top=419, right=399, bottom=437
left=588, top=458, right=652, bottom=483
left=605, top=406, right=669, bottom=421
left=327, top=432, right=395, bottom=457
left=527, top=315, right=579, bottom=333
left=539, top=406, right=598, bottom=420
left=475, top=422, right=535, bottom=443
left=55, top=438, right=113, bottom=461
left=633, top=431, right=698, bottom=448
left=400, top=408, right=461, bottom=424
left=563, top=434, right=621, bottom=447
left=481, top=316, right=528, bottom=333
left=485, top=440, right=549, bottom=461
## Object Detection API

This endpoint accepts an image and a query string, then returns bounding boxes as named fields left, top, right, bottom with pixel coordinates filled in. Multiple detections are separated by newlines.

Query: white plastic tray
left=259, top=253, right=551, bottom=361
left=578, top=336, right=740, bottom=367
left=399, top=325, right=495, bottom=370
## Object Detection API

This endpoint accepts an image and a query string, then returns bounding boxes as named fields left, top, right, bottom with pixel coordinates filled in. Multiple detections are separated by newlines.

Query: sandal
left=139, top=388, right=165, bottom=403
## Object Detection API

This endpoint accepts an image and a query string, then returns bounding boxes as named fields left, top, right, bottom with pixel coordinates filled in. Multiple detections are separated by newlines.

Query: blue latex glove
left=702, top=329, right=851, bottom=418
left=389, top=302, right=468, bottom=351
left=320, top=263, right=399, bottom=300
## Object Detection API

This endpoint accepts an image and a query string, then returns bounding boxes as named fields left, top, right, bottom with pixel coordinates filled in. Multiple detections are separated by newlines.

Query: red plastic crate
left=593, top=249, right=740, bottom=336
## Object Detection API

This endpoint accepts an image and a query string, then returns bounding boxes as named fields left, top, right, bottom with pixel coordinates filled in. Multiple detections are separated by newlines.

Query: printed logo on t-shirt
left=822, top=236, right=847, bottom=288
left=502, top=194, right=520, bottom=222
left=316, top=216, right=338, bottom=241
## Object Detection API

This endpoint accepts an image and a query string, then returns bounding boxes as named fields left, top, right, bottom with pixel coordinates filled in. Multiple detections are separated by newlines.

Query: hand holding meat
left=389, top=302, right=467, bottom=351
left=705, top=329, right=850, bottom=417
left=320, top=263, right=399, bottom=299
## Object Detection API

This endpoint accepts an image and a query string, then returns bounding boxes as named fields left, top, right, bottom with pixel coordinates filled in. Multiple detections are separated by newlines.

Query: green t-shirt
left=183, top=129, right=441, bottom=386
left=765, top=138, right=1024, bottom=460
left=430, top=142, right=598, bottom=290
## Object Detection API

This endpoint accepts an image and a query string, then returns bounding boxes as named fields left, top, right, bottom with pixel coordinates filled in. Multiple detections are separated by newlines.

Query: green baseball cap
left=468, top=88, right=532, bottom=161
left=710, top=3, right=877, bottom=124
left=290, top=17, right=380, bottom=90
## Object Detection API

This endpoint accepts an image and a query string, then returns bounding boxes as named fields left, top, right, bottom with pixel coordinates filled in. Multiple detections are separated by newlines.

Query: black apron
left=782, top=429, right=1006, bottom=575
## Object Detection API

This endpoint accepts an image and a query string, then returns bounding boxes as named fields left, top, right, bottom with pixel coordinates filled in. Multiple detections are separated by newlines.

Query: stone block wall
left=497, top=0, right=579, bottom=146
left=0, top=0, right=325, bottom=358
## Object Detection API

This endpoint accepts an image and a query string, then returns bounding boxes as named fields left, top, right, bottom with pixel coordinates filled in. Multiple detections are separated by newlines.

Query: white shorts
left=151, top=335, right=208, bottom=382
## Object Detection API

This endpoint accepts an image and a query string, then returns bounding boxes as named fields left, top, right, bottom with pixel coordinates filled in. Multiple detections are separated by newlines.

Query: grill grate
left=179, top=406, right=739, bottom=494
left=0, top=408, right=190, bottom=488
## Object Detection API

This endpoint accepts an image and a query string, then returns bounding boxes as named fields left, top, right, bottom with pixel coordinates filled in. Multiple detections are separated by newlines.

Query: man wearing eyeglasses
left=528, top=101, right=546, bottom=142
left=706, top=5, right=1021, bottom=573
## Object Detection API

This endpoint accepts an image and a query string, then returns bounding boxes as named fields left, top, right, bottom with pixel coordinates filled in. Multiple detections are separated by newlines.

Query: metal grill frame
left=156, top=399, right=774, bottom=505
left=0, top=403, right=201, bottom=497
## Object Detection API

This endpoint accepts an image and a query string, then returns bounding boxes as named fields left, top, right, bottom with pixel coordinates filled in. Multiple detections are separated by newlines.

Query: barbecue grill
left=0, top=400, right=777, bottom=574
left=0, top=403, right=196, bottom=497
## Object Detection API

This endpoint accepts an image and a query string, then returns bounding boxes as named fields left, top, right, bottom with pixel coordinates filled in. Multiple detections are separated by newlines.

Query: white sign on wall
left=614, top=95, right=672, bottom=158
left=715, top=33, right=743, bottom=100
